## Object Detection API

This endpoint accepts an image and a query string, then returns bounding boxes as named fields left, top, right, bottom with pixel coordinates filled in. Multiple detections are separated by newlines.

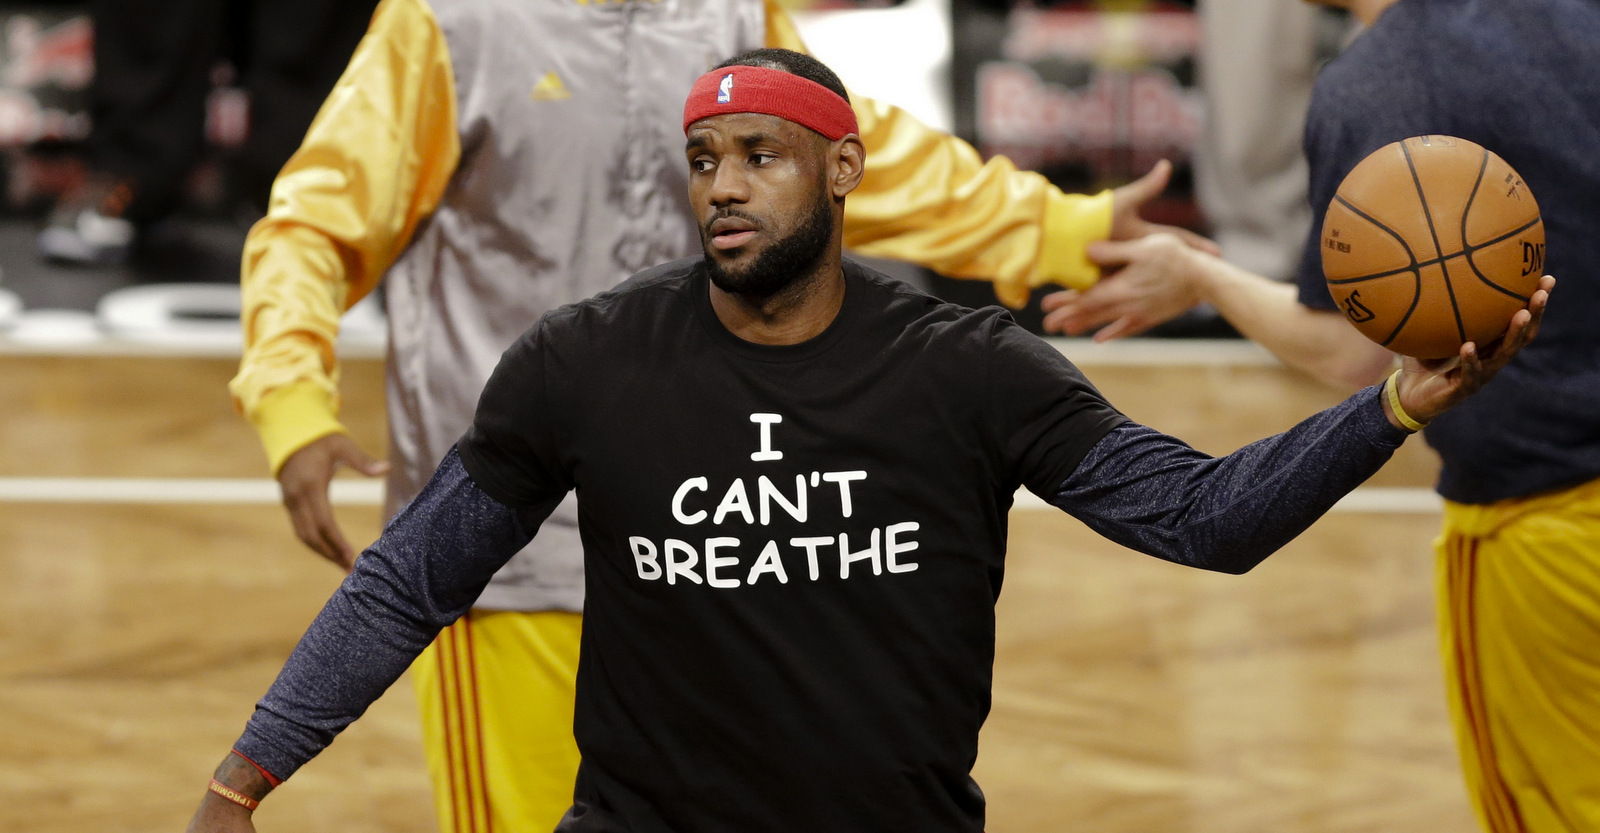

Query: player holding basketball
left=227, top=2, right=1209, bottom=830
left=189, top=50, right=1542, bottom=833
left=1039, top=1, right=1597, bottom=830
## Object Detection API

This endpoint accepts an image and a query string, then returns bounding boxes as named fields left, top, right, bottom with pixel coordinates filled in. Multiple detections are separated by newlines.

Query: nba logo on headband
left=683, top=66, right=858, bottom=140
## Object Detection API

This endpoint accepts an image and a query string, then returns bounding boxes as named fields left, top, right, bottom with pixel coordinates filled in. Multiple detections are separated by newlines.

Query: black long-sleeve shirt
left=235, top=259, right=1410, bottom=833
left=235, top=387, right=1406, bottom=789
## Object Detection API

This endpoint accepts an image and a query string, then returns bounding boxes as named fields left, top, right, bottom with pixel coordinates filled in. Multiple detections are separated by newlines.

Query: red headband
left=682, top=66, right=858, bottom=140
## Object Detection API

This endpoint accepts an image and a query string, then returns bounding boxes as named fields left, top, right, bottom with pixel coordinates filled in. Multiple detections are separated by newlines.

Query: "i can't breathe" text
left=627, top=414, right=923, bottom=589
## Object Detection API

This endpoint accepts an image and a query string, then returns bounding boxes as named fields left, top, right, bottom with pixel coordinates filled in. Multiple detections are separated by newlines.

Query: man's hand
left=1041, top=232, right=1208, bottom=340
left=185, top=753, right=273, bottom=833
left=278, top=433, right=389, bottom=571
left=1038, top=161, right=1223, bottom=336
left=1389, top=275, right=1554, bottom=427
left=1109, top=159, right=1220, bottom=254
left=184, top=795, right=257, bottom=833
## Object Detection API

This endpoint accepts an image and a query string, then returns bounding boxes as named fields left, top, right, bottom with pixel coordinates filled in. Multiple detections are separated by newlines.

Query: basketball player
left=228, top=1, right=1213, bottom=830
left=1038, top=1, right=1597, bottom=830
left=189, top=50, right=1543, bottom=833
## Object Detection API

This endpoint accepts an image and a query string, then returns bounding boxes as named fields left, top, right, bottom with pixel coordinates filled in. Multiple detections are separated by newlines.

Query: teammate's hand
left=993, top=161, right=1218, bottom=310
left=1392, top=275, right=1554, bottom=426
left=1109, top=159, right=1221, bottom=254
left=1040, top=232, right=1208, bottom=339
left=277, top=433, right=389, bottom=571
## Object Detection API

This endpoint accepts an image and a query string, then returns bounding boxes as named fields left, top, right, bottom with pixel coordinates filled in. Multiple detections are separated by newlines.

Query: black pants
left=88, top=0, right=380, bottom=220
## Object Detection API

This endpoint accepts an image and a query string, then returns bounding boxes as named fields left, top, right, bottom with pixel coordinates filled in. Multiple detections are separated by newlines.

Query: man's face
left=686, top=113, right=836, bottom=298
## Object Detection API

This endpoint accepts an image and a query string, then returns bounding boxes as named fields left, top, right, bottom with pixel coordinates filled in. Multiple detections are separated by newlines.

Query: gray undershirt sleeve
left=232, top=447, right=558, bottom=781
left=1051, top=384, right=1410, bottom=574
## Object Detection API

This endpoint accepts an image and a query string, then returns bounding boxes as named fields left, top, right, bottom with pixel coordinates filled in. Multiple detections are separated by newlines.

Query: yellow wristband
left=1385, top=370, right=1428, bottom=433
left=208, top=779, right=260, bottom=811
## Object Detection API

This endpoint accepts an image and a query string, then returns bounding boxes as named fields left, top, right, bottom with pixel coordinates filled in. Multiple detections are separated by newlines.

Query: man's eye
left=692, top=159, right=713, bottom=173
left=751, top=153, right=775, bottom=166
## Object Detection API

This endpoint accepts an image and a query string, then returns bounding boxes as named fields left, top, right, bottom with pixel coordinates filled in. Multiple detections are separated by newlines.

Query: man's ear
left=829, top=135, right=865, bottom=199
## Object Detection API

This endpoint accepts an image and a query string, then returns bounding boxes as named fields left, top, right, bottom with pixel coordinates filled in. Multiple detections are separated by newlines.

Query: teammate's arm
left=229, top=0, right=463, bottom=569
left=1042, top=239, right=1395, bottom=388
left=1051, top=277, right=1547, bottom=569
left=761, top=0, right=1212, bottom=309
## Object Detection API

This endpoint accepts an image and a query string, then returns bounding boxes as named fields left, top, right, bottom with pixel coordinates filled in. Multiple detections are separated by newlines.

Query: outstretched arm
left=186, top=449, right=558, bottom=830
left=1052, top=281, right=1549, bottom=569
left=1053, top=385, right=1405, bottom=574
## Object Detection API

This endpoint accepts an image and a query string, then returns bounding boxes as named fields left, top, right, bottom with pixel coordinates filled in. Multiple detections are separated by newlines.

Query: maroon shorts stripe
left=462, top=615, right=494, bottom=832
left=436, top=622, right=467, bottom=833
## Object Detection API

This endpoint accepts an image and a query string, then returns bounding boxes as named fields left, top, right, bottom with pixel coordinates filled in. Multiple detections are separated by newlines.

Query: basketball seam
left=1457, top=147, right=1534, bottom=303
left=1331, top=193, right=1424, bottom=346
left=1326, top=216, right=1540, bottom=298
left=1402, top=139, right=1467, bottom=342
left=1465, top=217, right=1541, bottom=302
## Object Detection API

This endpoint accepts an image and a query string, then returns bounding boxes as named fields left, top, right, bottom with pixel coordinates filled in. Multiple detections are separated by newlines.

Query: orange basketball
left=1321, top=135, right=1545, bottom=359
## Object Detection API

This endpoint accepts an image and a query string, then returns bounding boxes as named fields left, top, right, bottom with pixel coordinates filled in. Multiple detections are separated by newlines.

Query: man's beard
left=703, top=191, right=833, bottom=299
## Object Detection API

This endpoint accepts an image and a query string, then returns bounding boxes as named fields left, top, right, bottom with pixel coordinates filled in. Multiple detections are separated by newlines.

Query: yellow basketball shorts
left=1437, top=477, right=1600, bottom=833
left=412, top=609, right=583, bottom=833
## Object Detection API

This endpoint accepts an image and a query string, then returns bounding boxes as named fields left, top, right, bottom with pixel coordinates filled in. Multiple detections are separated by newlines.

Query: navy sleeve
left=232, top=448, right=560, bottom=780
left=1051, top=385, right=1408, bottom=574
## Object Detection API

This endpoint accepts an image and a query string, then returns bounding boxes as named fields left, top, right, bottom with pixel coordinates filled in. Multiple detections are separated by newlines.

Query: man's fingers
left=1094, top=315, right=1149, bottom=342
left=1161, top=225, right=1222, bottom=257
left=1042, top=301, right=1108, bottom=336
left=1459, top=341, right=1486, bottom=397
left=323, top=434, right=390, bottom=478
left=1039, top=289, right=1078, bottom=313
left=334, top=441, right=390, bottom=478
left=286, top=500, right=336, bottom=562
left=301, top=492, right=356, bottom=570
left=1505, top=275, right=1554, bottom=352
left=317, top=522, right=358, bottom=572
left=1087, top=239, right=1136, bottom=268
left=1042, top=288, right=1126, bottom=336
left=1503, top=308, right=1534, bottom=354
left=284, top=486, right=354, bottom=569
left=1522, top=275, right=1554, bottom=341
left=1114, top=158, right=1172, bottom=209
left=1041, top=306, right=1087, bottom=336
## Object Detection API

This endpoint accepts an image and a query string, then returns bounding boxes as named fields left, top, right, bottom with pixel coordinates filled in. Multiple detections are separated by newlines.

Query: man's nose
left=708, top=163, right=750, bottom=206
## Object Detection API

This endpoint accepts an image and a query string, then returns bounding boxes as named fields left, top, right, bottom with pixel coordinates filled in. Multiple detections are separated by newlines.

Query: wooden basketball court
left=0, top=340, right=1477, bottom=832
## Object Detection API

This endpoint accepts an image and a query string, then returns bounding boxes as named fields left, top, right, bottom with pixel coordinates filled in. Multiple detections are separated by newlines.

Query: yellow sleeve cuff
left=1037, top=188, right=1115, bottom=292
left=250, top=381, right=350, bottom=476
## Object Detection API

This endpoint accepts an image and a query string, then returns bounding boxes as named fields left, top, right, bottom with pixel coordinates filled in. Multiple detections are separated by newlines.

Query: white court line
left=1010, top=486, right=1441, bottom=514
left=0, top=478, right=1441, bottom=514
left=0, top=478, right=384, bottom=505
left=0, top=334, right=1263, bottom=367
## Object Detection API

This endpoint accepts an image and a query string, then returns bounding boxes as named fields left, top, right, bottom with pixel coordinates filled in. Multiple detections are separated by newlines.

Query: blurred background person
left=37, top=0, right=379, bottom=266
left=1040, top=0, right=1600, bottom=829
